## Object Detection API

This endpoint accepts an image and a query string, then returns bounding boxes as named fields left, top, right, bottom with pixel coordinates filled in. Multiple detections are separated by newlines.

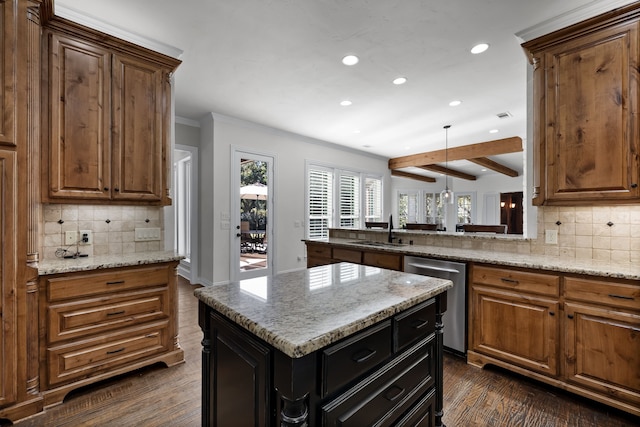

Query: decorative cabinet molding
left=523, top=3, right=640, bottom=205
left=41, top=16, right=180, bottom=205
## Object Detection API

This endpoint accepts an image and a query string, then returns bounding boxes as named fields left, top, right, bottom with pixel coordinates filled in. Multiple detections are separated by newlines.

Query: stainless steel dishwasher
left=403, top=256, right=467, bottom=356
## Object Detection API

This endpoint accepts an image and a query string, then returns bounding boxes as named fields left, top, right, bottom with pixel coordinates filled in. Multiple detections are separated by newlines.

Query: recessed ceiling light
left=471, top=43, right=489, bottom=54
left=489, top=129, right=499, bottom=134
left=449, top=100, right=462, bottom=107
left=393, top=77, right=407, bottom=85
left=404, top=146, right=411, bottom=150
left=342, top=55, right=359, bottom=66
left=353, top=129, right=361, bottom=134
left=481, top=168, right=488, bottom=172
left=340, top=100, right=352, bottom=106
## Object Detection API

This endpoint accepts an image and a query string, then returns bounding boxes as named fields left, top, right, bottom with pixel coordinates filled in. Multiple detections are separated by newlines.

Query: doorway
left=231, top=149, right=274, bottom=281
left=500, top=191, right=524, bottom=234
left=173, top=144, right=199, bottom=282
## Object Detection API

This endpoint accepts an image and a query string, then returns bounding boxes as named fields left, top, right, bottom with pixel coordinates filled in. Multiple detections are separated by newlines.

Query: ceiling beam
left=388, top=136, right=523, bottom=170
left=418, top=165, right=477, bottom=181
left=468, top=157, right=519, bottom=177
left=391, top=170, right=437, bottom=183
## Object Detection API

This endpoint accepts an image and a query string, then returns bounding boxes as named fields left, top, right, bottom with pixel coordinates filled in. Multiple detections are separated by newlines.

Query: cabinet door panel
left=111, top=54, right=164, bottom=201
left=0, top=0, right=15, bottom=146
left=471, top=285, right=559, bottom=376
left=0, top=150, right=16, bottom=406
left=47, top=33, right=111, bottom=200
left=565, top=302, right=640, bottom=406
left=544, top=22, right=640, bottom=202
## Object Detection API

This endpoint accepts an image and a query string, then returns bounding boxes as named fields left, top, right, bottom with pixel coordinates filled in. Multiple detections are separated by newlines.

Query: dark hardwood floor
left=8, top=277, right=639, bottom=427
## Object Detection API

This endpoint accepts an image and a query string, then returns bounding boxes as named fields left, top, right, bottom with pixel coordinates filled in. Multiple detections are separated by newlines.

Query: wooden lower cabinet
left=39, top=262, right=184, bottom=407
left=306, top=241, right=403, bottom=271
left=200, top=297, right=445, bottom=426
left=469, top=264, right=640, bottom=417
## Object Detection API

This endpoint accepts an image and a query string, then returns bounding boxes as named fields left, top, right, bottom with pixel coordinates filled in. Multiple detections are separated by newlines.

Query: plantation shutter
left=308, top=167, right=333, bottom=240
left=339, top=173, right=360, bottom=228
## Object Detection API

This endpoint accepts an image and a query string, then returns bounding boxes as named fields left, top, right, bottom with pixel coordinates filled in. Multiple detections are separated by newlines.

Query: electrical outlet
left=545, top=229, right=558, bottom=245
left=64, top=231, right=77, bottom=245
left=79, top=230, right=92, bottom=245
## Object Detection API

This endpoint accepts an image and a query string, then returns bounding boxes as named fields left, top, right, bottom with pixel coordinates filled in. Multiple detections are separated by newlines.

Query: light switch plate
left=134, top=227, right=161, bottom=241
left=545, top=229, right=558, bottom=245
left=64, top=231, right=77, bottom=245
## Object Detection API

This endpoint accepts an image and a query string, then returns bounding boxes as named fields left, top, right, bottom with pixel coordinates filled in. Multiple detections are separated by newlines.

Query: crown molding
left=54, top=4, right=183, bottom=59
left=515, top=0, right=638, bottom=42
left=176, top=116, right=201, bottom=128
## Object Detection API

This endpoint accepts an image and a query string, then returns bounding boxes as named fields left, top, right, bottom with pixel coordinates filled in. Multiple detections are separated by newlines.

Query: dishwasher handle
left=406, top=263, right=461, bottom=275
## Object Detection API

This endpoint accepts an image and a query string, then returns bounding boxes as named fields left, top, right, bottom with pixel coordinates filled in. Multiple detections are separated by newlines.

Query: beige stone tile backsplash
left=42, top=204, right=164, bottom=260
left=331, top=205, right=640, bottom=264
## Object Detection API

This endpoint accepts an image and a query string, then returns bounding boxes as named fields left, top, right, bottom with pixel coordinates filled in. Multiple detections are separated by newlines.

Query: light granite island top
left=194, top=262, right=452, bottom=358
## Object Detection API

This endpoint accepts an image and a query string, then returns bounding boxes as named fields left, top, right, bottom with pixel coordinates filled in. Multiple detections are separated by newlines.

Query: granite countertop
left=194, top=262, right=452, bottom=358
left=37, top=251, right=184, bottom=275
left=313, top=238, right=640, bottom=281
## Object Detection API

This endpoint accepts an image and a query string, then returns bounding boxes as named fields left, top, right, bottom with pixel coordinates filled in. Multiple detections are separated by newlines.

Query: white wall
left=196, top=113, right=390, bottom=285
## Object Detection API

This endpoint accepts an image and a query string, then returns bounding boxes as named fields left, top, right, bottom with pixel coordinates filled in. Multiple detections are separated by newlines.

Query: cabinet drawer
left=306, top=243, right=331, bottom=259
left=332, top=247, right=362, bottom=263
left=362, top=251, right=403, bottom=270
left=394, top=299, right=436, bottom=352
left=473, top=265, right=559, bottom=296
left=48, top=288, right=169, bottom=343
left=395, top=390, right=436, bottom=427
left=565, top=277, right=639, bottom=310
left=321, top=320, right=392, bottom=397
left=46, top=265, right=169, bottom=301
left=47, top=321, right=170, bottom=387
left=322, top=338, right=434, bottom=427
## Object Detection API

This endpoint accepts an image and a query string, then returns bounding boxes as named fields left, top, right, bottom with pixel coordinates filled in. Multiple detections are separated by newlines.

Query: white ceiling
left=55, top=0, right=632, bottom=177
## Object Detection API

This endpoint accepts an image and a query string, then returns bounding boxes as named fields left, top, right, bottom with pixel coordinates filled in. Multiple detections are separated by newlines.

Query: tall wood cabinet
left=41, top=17, right=180, bottom=205
left=523, top=4, right=640, bottom=205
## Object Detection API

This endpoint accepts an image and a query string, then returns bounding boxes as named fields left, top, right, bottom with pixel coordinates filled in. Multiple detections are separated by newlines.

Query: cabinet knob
left=104, top=187, right=109, bottom=191
left=114, top=188, right=120, bottom=192
left=567, top=314, right=574, bottom=319
left=631, top=183, right=638, bottom=189
left=549, top=311, right=555, bottom=316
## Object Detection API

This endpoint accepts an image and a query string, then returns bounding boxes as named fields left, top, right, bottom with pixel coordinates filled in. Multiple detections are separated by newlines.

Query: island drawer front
left=321, top=320, right=392, bottom=397
left=362, top=252, right=403, bottom=271
left=47, top=321, right=170, bottom=387
left=565, top=277, right=639, bottom=310
left=48, top=288, right=169, bottom=343
left=472, top=265, right=559, bottom=296
left=394, top=389, right=436, bottom=427
left=46, top=265, right=170, bottom=302
left=332, top=248, right=362, bottom=263
left=322, top=338, right=434, bottom=426
left=306, top=243, right=331, bottom=259
left=394, top=298, right=436, bottom=352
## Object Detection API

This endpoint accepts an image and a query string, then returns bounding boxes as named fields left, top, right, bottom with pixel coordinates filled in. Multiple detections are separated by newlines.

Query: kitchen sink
left=348, top=240, right=407, bottom=247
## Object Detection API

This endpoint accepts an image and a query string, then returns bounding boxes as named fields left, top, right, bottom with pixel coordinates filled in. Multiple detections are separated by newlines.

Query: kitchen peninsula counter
left=195, top=263, right=452, bottom=426
left=312, top=237, right=639, bottom=280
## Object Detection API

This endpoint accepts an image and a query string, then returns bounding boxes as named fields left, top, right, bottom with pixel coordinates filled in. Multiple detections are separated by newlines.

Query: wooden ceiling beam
left=468, top=157, right=519, bottom=177
left=419, top=165, right=477, bottom=181
left=388, top=136, right=523, bottom=170
left=391, top=170, right=437, bottom=183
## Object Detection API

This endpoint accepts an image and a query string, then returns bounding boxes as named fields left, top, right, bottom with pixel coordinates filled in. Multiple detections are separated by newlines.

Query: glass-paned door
left=233, top=150, right=273, bottom=280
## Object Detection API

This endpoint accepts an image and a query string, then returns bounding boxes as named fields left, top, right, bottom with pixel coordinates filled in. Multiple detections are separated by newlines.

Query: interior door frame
left=173, top=144, right=199, bottom=283
left=231, top=147, right=275, bottom=281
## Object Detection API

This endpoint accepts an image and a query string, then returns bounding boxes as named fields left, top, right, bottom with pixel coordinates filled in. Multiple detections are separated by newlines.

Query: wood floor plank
left=6, top=276, right=639, bottom=426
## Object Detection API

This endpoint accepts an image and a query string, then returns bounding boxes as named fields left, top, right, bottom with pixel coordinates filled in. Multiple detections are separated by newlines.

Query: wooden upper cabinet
left=523, top=6, right=640, bottom=205
left=42, top=17, right=180, bottom=205
left=111, top=53, right=165, bottom=202
left=47, top=33, right=111, bottom=200
left=0, top=0, right=16, bottom=147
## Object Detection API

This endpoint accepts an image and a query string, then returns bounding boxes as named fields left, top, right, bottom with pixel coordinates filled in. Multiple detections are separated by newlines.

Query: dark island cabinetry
left=197, top=264, right=451, bottom=426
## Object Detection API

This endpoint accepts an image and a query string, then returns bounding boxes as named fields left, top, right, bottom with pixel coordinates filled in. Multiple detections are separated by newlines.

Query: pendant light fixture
left=440, top=125, right=454, bottom=205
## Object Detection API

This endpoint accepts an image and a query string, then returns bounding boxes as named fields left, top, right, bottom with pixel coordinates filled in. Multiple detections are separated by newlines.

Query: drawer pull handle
left=106, top=280, right=125, bottom=285
left=107, top=347, right=125, bottom=355
left=500, top=277, right=519, bottom=285
left=410, top=319, right=430, bottom=329
left=384, top=385, right=405, bottom=402
left=567, top=314, right=574, bottom=319
left=608, top=294, right=634, bottom=301
left=106, top=310, right=126, bottom=316
left=351, top=349, right=377, bottom=363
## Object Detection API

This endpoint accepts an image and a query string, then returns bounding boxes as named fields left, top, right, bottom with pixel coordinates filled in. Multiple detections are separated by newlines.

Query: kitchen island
left=195, top=262, right=452, bottom=426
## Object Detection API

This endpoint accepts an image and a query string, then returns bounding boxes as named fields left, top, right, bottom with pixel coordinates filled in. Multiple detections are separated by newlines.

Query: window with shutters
left=306, top=163, right=382, bottom=240
left=397, top=191, right=419, bottom=228
left=307, top=166, right=333, bottom=240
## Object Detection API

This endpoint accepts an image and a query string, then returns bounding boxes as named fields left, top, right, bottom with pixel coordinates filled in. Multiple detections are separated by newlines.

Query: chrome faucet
left=388, top=214, right=394, bottom=243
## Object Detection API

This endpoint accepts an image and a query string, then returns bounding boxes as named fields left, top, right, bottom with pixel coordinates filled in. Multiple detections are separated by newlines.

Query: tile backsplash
left=42, top=204, right=164, bottom=260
